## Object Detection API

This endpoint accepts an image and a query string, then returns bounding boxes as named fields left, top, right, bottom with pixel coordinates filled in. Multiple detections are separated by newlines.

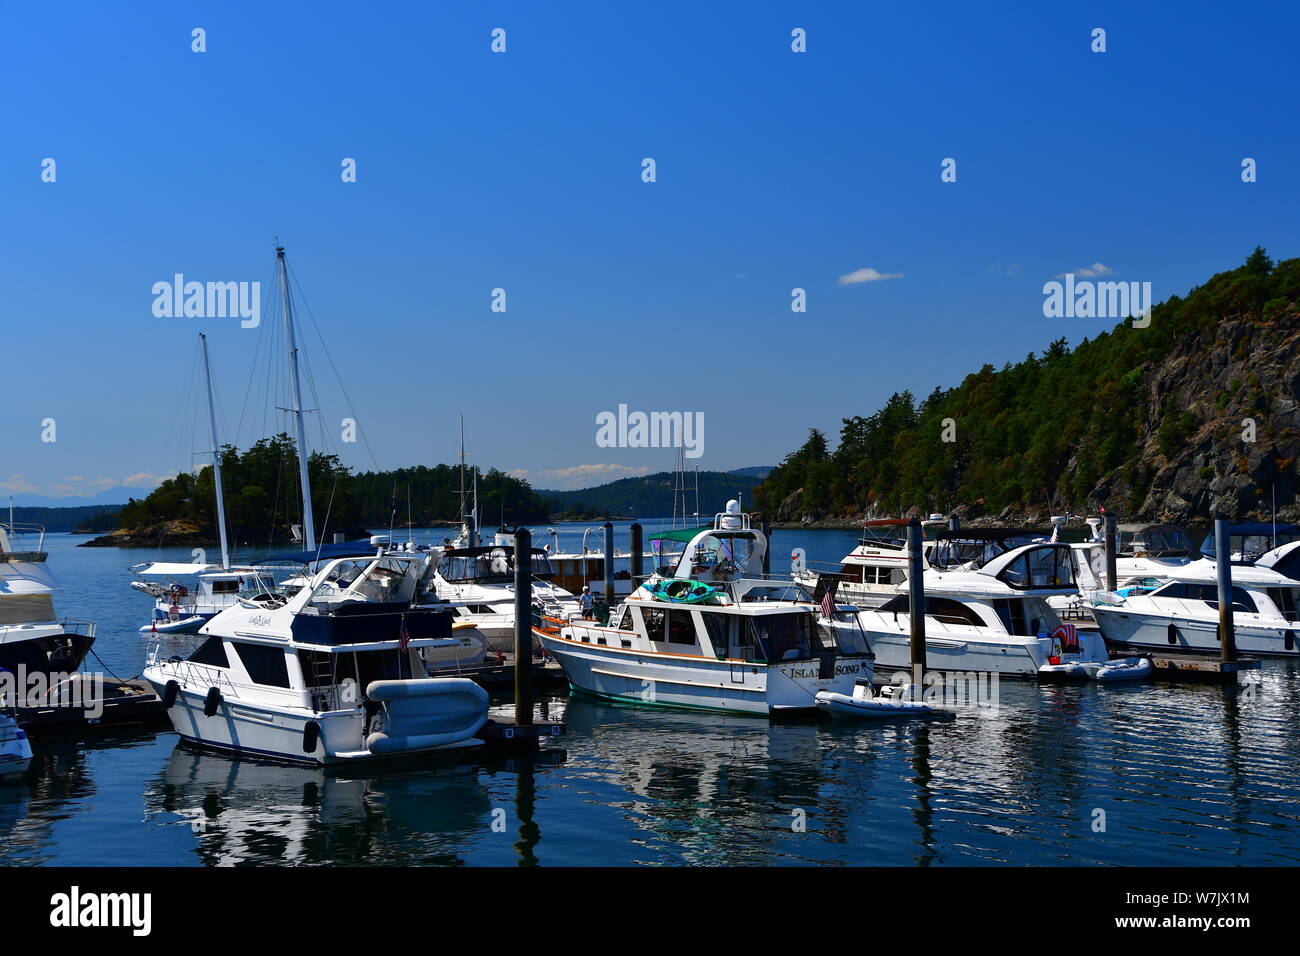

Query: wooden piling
left=513, top=526, right=533, bottom=726
left=908, top=517, right=927, bottom=685
left=1215, top=517, right=1238, bottom=662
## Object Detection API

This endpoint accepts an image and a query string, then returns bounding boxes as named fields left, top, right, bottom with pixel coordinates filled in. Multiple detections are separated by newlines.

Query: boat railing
left=58, top=618, right=97, bottom=638
left=146, top=642, right=242, bottom=699
left=0, top=521, right=47, bottom=561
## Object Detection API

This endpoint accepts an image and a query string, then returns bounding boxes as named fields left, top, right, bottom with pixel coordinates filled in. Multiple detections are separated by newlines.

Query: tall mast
left=199, top=333, right=231, bottom=569
left=458, top=415, right=466, bottom=531
left=276, top=246, right=316, bottom=551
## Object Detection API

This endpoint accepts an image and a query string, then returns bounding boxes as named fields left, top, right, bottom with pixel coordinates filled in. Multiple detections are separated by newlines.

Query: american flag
left=1052, top=622, right=1080, bottom=652
left=398, top=614, right=411, bottom=652
left=820, top=579, right=839, bottom=620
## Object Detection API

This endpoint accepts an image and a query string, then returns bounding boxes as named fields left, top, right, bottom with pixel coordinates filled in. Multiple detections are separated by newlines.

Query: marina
left=1, top=522, right=1297, bottom=869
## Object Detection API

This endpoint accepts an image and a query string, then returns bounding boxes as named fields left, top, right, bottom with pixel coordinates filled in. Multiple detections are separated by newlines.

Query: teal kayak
left=639, top=578, right=718, bottom=603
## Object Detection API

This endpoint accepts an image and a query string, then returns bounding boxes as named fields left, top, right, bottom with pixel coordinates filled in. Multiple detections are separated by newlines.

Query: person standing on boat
left=579, top=585, right=594, bottom=618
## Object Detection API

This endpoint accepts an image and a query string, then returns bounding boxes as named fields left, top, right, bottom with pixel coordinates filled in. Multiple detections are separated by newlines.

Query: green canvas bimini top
left=648, top=526, right=711, bottom=546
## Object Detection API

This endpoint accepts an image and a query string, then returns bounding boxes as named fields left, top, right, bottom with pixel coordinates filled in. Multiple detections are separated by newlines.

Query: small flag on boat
left=1052, top=623, right=1080, bottom=652
left=398, top=615, right=411, bottom=651
left=820, top=579, right=839, bottom=619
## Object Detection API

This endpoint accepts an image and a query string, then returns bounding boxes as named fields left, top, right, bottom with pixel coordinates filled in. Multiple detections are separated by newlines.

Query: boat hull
left=145, top=678, right=486, bottom=765
left=1092, top=606, right=1300, bottom=657
left=0, top=718, right=32, bottom=783
left=858, top=619, right=1110, bottom=677
left=537, top=630, right=871, bottom=715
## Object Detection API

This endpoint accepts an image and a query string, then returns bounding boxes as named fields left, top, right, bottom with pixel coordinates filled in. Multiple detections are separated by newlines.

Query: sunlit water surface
left=2, top=525, right=1297, bottom=866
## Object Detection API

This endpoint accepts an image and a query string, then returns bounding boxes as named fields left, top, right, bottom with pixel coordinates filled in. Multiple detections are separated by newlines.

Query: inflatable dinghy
left=140, top=615, right=206, bottom=635
left=816, top=681, right=935, bottom=719
left=1039, top=655, right=1152, bottom=682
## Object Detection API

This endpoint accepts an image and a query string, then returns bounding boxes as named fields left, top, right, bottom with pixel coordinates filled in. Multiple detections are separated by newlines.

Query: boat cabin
left=928, top=528, right=1049, bottom=570
left=1115, top=523, right=1196, bottom=558
left=1198, top=523, right=1300, bottom=565
left=436, top=545, right=555, bottom=585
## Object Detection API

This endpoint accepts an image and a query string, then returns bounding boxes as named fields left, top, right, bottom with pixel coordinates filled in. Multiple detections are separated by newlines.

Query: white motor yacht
left=1090, top=541, right=1300, bottom=657
left=143, top=544, right=490, bottom=765
left=793, top=516, right=948, bottom=608
left=427, top=530, right=579, bottom=652
left=0, top=522, right=97, bottom=695
left=535, top=501, right=875, bottom=715
left=856, top=529, right=1122, bottom=678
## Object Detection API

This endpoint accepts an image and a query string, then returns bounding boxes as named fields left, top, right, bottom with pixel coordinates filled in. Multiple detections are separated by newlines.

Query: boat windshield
left=437, top=548, right=553, bottom=583
left=1119, top=527, right=1195, bottom=557
left=1201, top=529, right=1300, bottom=564
left=930, top=534, right=1039, bottom=570
left=858, top=525, right=908, bottom=549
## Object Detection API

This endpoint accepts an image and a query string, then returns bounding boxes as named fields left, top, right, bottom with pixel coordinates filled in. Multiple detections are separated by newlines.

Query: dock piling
left=1104, top=513, right=1118, bottom=592
left=907, top=517, right=927, bottom=693
left=513, top=526, right=533, bottom=726
left=630, top=522, right=643, bottom=585
left=603, top=521, right=615, bottom=609
left=1214, top=517, right=1238, bottom=662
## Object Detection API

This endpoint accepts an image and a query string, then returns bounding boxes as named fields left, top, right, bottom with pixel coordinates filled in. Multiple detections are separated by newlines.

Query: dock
left=1110, top=648, right=1262, bottom=684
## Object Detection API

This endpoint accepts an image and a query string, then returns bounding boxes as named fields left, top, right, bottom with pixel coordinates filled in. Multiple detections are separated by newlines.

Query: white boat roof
left=135, top=562, right=264, bottom=577
left=1164, top=557, right=1296, bottom=587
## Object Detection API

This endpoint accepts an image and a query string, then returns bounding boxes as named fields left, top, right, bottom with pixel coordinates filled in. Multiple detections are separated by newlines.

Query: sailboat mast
left=199, top=333, right=230, bottom=570
left=458, top=415, right=466, bottom=530
left=276, top=246, right=316, bottom=552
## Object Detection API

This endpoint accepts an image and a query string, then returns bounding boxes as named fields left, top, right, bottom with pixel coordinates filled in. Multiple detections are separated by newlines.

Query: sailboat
left=133, top=334, right=275, bottom=634
left=144, top=246, right=490, bottom=764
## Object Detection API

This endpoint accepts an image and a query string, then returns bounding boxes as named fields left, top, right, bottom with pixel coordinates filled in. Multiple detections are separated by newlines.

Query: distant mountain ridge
left=7, top=487, right=141, bottom=508
left=539, top=470, right=765, bottom=518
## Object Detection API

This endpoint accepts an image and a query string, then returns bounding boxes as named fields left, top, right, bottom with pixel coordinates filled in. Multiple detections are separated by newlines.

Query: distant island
left=72, top=434, right=765, bottom=547
left=755, top=248, right=1299, bottom=526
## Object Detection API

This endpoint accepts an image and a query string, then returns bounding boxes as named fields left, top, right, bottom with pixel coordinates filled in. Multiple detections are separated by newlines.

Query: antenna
left=276, top=245, right=316, bottom=551
left=199, top=333, right=231, bottom=569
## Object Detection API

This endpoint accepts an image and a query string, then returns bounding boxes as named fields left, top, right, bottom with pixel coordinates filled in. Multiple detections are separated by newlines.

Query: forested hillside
left=755, top=249, right=1300, bottom=524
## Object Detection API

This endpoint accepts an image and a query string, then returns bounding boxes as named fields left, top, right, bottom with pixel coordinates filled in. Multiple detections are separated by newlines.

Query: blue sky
left=2, top=1, right=1296, bottom=498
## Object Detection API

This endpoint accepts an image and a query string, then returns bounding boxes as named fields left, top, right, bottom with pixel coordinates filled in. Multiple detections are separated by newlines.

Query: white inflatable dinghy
left=139, top=615, right=206, bottom=635
left=816, top=680, right=935, bottom=719
left=1088, top=656, right=1152, bottom=682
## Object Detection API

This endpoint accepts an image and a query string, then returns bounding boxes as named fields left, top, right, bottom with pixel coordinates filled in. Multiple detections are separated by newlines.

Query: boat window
left=1156, top=582, right=1258, bottom=613
left=997, top=547, right=1074, bottom=590
left=1266, top=588, right=1299, bottom=622
left=188, top=635, right=229, bottom=667
left=702, top=613, right=731, bottom=657
left=664, top=610, right=698, bottom=646
left=1201, top=586, right=1258, bottom=614
left=991, top=598, right=1032, bottom=636
left=232, top=642, right=291, bottom=688
left=749, top=613, right=813, bottom=662
left=210, top=579, right=241, bottom=594
left=642, top=608, right=666, bottom=640
left=878, top=596, right=983, bottom=627
left=617, top=607, right=633, bottom=630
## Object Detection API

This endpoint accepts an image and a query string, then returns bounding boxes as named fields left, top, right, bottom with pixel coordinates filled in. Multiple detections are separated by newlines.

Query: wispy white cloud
left=1055, top=262, right=1113, bottom=279
left=837, top=267, right=904, bottom=285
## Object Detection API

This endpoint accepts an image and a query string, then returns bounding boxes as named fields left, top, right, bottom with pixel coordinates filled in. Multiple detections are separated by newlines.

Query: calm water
left=3, top=524, right=1298, bottom=866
